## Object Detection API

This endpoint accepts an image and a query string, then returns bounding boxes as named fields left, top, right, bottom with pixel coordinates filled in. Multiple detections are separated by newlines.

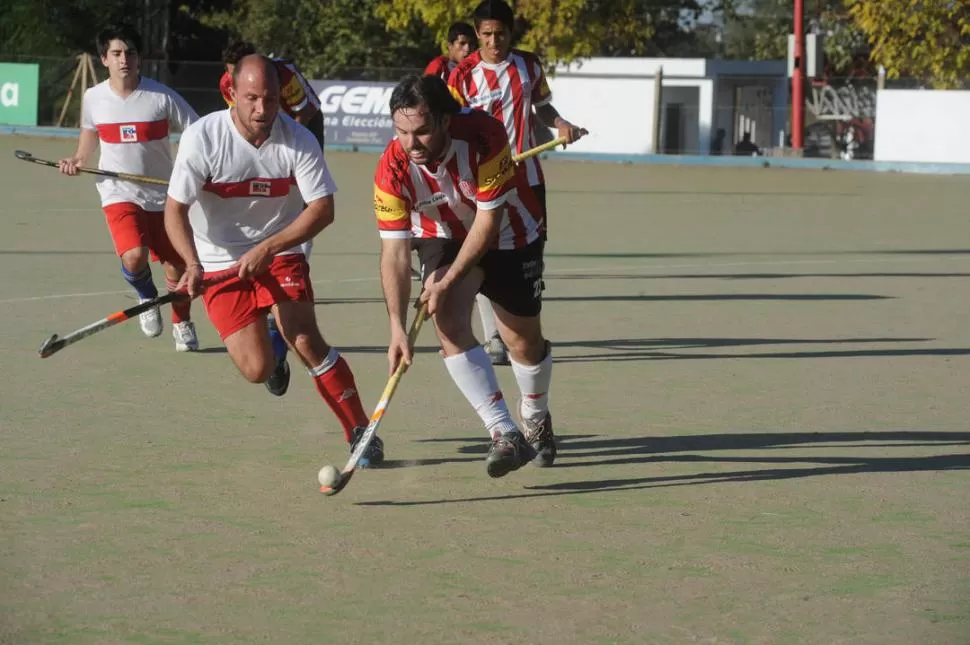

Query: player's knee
left=120, top=247, right=149, bottom=273
left=503, top=325, right=545, bottom=363
left=241, top=358, right=274, bottom=384
left=433, top=308, right=469, bottom=344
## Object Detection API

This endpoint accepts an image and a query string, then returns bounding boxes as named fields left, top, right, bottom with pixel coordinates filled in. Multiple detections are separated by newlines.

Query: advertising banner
left=309, top=80, right=395, bottom=147
left=0, top=63, right=39, bottom=126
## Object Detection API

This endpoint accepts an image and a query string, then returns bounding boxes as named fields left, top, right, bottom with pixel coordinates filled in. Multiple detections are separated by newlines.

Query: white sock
left=476, top=294, right=500, bottom=340
left=510, top=344, right=552, bottom=423
left=443, top=346, right=518, bottom=437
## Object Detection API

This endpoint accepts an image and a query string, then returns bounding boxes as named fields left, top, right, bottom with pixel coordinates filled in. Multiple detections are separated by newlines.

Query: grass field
left=1, top=136, right=969, bottom=645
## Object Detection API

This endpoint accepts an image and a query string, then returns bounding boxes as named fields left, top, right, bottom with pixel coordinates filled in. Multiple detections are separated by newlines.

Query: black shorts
left=413, top=238, right=545, bottom=318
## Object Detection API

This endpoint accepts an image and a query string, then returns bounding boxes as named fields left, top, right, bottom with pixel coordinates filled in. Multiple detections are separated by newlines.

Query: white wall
left=554, top=58, right=707, bottom=78
left=545, top=75, right=713, bottom=155
left=545, top=75, right=657, bottom=154
left=874, top=90, right=970, bottom=164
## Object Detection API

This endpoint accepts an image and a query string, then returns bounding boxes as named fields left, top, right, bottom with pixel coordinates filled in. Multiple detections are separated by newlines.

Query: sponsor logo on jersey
left=415, top=193, right=449, bottom=210
left=120, top=125, right=137, bottom=142
left=250, top=180, right=272, bottom=196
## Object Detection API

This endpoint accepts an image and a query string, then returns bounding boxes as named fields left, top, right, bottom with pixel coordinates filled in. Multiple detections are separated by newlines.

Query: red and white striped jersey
left=374, top=109, right=543, bottom=250
left=447, top=49, right=552, bottom=187
left=81, top=77, right=197, bottom=210
left=424, top=55, right=456, bottom=82
left=168, top=110, right=336, bottom=271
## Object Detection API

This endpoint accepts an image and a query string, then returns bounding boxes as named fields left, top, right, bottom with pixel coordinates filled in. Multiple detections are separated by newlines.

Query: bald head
left=232, top=54, right=279, bottom=91
left=230, top=54, right=281, bottom=145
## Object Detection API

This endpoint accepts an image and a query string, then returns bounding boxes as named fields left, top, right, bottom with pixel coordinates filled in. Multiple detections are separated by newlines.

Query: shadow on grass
left=551, top=272, right=970, bottom=281
left=357, top=430, right=970, bottom=506
left=546, top=336, right=970, bottom=363
left=544, top=293, right=893, bottom=303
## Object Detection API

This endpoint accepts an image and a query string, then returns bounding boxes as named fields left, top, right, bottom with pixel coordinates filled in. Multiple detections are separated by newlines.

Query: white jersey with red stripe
left=81, top=77, right=197, bottom=210
left=448, top=49, right=552, bottom=187
left=374, top=109, right=543, bottom=251
left=167, top=110, right=336, bottom=271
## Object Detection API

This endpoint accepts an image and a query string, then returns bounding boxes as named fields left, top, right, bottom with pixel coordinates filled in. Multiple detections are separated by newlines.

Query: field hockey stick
left=37, top=274, right=229, bottom=358
left=15, top=149, right=169, bottom=187
left=321, top=303, right=430, bottom=497
left=513, top=136, right=568, bottom=163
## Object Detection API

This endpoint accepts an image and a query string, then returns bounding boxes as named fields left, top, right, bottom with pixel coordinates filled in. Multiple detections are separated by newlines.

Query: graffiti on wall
left=805, top=81, right=877, bottom=160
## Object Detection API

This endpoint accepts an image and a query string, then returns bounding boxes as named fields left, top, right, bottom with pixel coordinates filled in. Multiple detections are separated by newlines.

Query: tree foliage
left=376, top=0, right=707, bottom=65
left=847, top=0, right=970, bottom=88
left=199, top=0, right=436, bottom=78
left=721, top=0, right=866, bottom=75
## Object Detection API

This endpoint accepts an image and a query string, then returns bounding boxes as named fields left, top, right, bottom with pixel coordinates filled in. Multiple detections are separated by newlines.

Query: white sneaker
left=173, top=321, right=199, bottom=352
left=138, top=299, right=163, bottom=338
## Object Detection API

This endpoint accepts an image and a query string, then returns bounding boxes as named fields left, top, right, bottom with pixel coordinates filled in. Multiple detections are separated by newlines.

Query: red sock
left=166, top=277, right=191, bottom=324
left=310, top=349, right=369, bottom=442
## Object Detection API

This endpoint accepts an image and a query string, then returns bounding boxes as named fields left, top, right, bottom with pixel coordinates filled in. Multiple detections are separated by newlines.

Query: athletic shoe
left=265, top=357, right=290, bottom=397
left=484, top=335, right=510, bottom=366
left=138, top=298, right=163, bottom=338
left=172, top=321, right=199, bottom=352
left=522, top=411, right=556, bottom=467
left=351, top=426, right=385, bottom=468
left=485, top=431, right=537, bottom=478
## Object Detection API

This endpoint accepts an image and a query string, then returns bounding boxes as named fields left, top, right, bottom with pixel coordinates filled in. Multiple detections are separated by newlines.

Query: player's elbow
left=306, top=196, right=335, bottom=230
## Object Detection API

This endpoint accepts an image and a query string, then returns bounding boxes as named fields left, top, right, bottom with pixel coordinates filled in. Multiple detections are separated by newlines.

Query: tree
left=720, top=0, right=866, bottom=75
left=198, top=0, right=436, bottom=78
left=847, top=0, right=970, bottom=88
left=376, top=0, right=706, bottom=65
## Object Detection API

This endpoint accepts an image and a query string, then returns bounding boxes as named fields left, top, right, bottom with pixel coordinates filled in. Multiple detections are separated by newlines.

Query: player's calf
left=275, top=301, right=375, bottom=453
left=119, top=248, right=162, bottom=338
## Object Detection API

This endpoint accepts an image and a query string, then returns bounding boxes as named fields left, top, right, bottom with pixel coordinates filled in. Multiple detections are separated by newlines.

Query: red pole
left=792, top=0, right=805, bottom=150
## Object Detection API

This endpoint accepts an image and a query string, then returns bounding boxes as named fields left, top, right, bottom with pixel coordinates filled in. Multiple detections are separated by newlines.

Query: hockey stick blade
left=38, top=334, right=62, bottom=358
left=321, top=304, right=429, bottom=497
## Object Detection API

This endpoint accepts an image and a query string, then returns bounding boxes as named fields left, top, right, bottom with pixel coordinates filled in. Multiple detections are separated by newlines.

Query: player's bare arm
left=163, top=197, right=204, bottom=296
left=236, top=194, right=334, bottom=280
left=380, top=237, right=413, bottom=374
left=58, top=129, right=99, bottom=175
left=535, top=103, right=588, bottom=145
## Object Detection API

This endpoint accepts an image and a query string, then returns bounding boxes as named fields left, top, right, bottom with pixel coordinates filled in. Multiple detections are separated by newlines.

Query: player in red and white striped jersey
left=376, top=75, right=557, bottom=476
left=448, top=0, right=587, bottom=367
left=165, top=55, right=383, bottom=467
left=423, top=22, right=477, bottom=82
left=58, top=25, right=200, bottom=352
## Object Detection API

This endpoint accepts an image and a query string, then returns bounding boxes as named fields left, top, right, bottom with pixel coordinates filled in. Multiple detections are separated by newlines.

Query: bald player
left=165, top=55, right=385, bottom=467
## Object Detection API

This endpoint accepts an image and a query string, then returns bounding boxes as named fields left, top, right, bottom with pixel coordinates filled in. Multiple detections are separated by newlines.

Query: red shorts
left=202, top=254, right=314, bottom=340
left=103, top=202, right=180, bottom=264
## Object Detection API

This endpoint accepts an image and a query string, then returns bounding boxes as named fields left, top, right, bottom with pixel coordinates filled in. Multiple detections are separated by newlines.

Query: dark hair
left=447, top=21, right=476, bottom=44
left=473, top=0, right=514, bottom=29
left=389, top=74, right=461, bottom=123
left=96, top=25, right=142, bottom=59
left=223, top=40, right=258, bottom=66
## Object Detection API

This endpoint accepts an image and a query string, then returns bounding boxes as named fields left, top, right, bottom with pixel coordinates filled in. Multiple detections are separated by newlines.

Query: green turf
left=1, top=136, right=969, bottom=644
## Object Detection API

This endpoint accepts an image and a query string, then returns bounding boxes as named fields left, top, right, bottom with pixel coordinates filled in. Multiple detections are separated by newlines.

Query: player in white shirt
left=164, top=55, right=384, bottom=467
left=58, top=25, right=200, bottom=351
